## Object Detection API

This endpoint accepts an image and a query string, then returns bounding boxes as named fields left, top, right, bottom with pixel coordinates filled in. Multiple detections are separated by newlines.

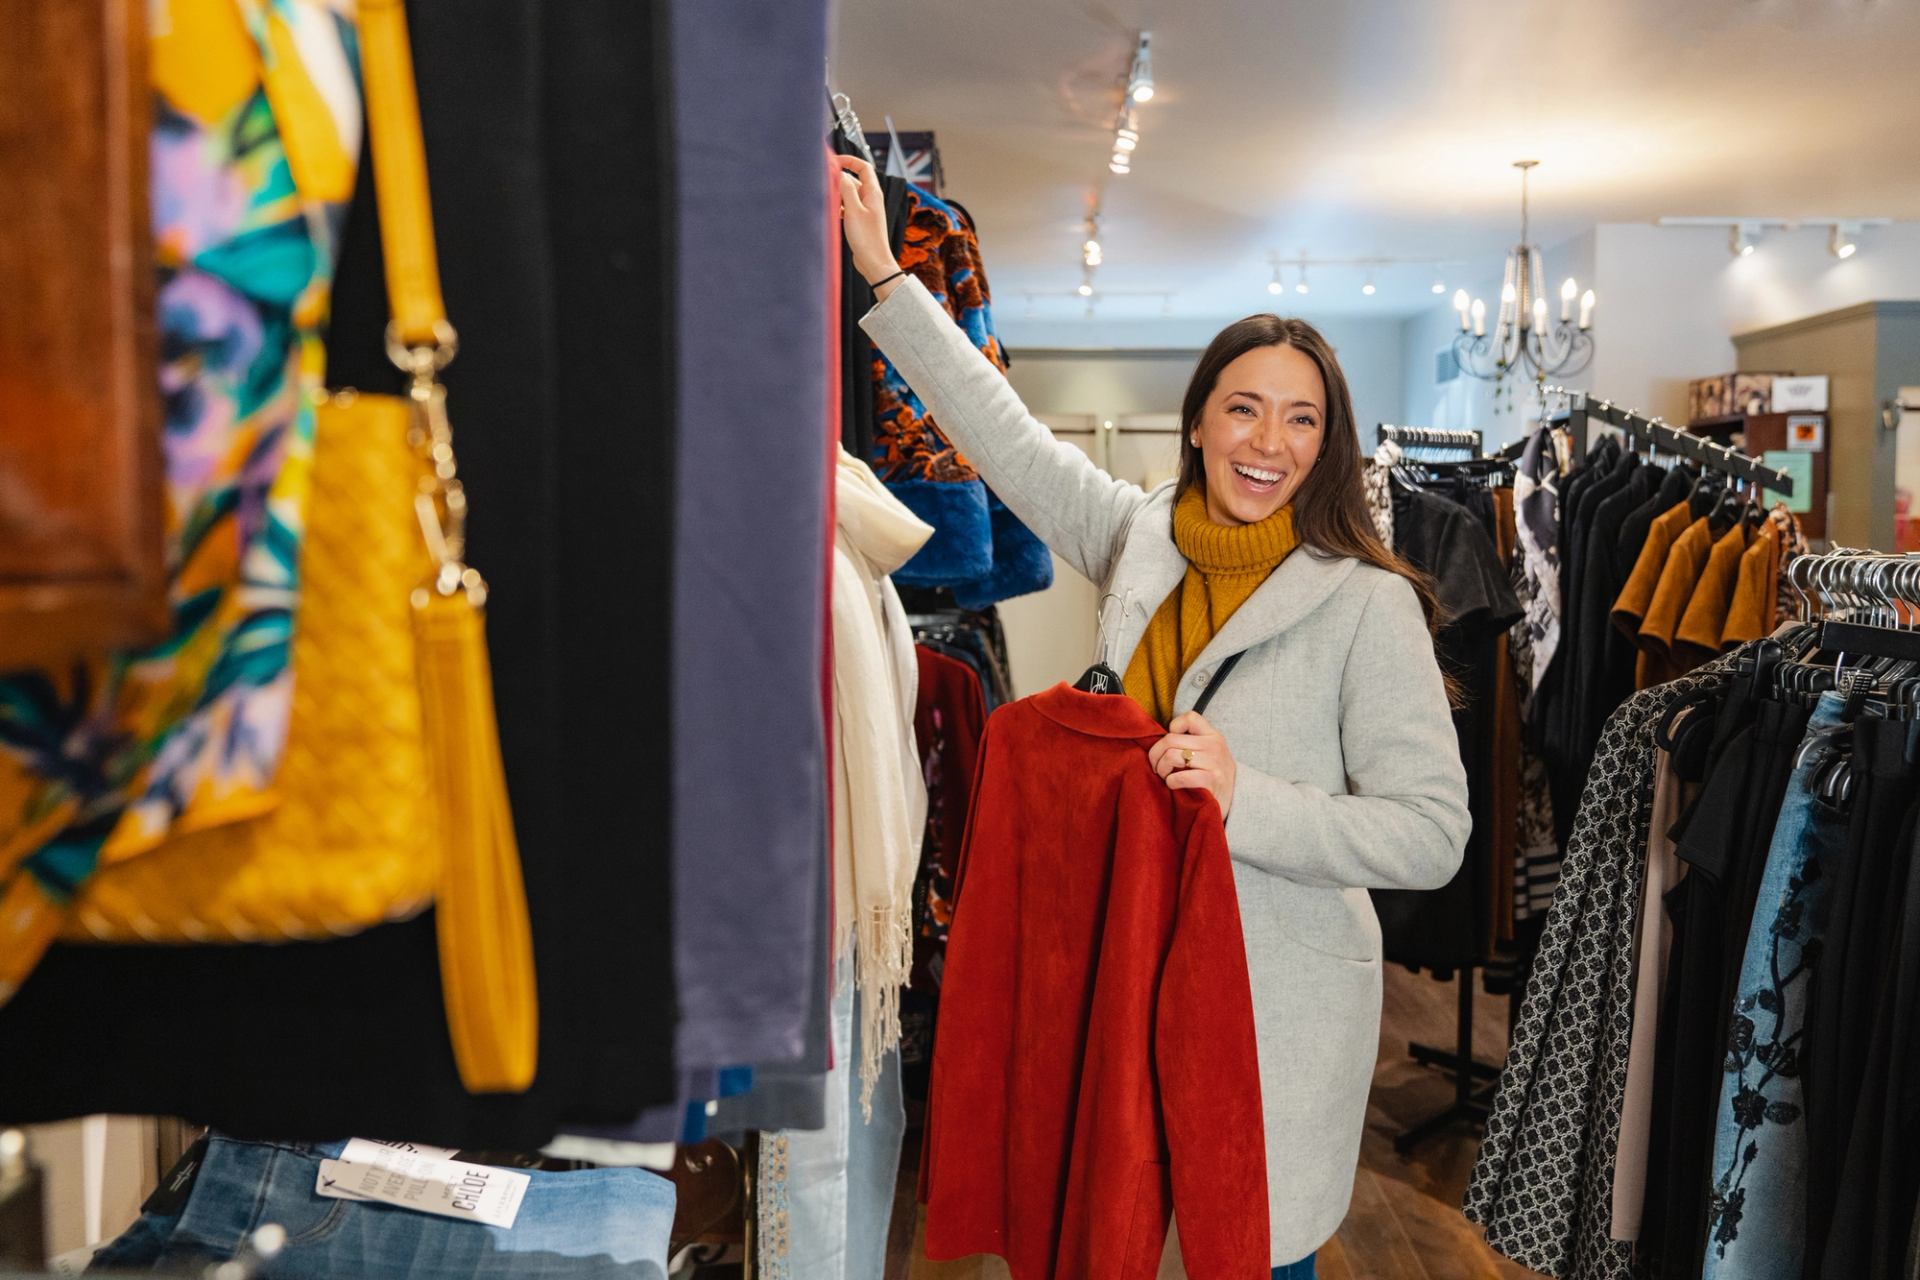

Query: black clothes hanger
left=1073, top=660, right=1126, bottom=696
left=1688, top=469, right=1725, bottom=520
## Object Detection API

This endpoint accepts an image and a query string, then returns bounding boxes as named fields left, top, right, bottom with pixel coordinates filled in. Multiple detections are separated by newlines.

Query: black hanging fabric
left=834, top=129, right=909, bottom=461
left=1371, top=481, right=1521, bottom=972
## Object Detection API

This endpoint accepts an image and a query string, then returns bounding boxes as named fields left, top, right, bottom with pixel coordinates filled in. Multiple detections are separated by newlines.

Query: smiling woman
left=1175, top=314, right=1448, bottom=635
left=839, top=150, right=1472, bottom=1276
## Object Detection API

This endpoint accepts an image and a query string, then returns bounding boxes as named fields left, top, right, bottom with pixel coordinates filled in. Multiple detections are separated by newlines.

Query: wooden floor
left=886, top=966, right=1544, bottom=1279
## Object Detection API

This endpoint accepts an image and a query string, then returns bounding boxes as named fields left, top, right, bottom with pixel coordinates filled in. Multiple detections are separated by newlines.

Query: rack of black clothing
left=1378, top=423, right=1485, bottom=454
left=1366, top=432, right=1526, bottom=1150
left=1553, top=387, right=1797, bottom=496
left=1469, top=546, right=1920, bottom=1280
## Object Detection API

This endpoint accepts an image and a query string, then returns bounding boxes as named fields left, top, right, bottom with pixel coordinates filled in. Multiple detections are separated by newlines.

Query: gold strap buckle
left=386, top=323, right=486, bottom=606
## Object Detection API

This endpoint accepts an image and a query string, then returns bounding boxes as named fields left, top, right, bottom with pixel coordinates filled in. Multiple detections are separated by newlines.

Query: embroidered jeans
left=1702, top=693, right=1850, bottom=1278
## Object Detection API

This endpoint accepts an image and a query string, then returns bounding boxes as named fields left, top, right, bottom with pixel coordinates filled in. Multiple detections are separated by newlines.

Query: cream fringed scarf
left=830, top=449, right=932, bottom=1113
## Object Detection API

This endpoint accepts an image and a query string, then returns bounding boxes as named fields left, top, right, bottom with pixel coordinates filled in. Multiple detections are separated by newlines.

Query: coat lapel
left=1106, top=485, right=1362, bottom=705
left=1180, top=549, right=1357, bottom=705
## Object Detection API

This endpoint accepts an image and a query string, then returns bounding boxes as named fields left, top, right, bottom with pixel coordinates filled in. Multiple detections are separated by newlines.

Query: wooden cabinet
left=0, top=0, right=165, bottom=672
left=1690, top=413, right=1830, bottom=540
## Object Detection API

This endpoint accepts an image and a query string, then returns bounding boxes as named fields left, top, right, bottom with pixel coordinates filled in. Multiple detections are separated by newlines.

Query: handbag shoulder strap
left=1192, top=651, right=1244, bottom=717
left=357, top=0, right=451, bottom=356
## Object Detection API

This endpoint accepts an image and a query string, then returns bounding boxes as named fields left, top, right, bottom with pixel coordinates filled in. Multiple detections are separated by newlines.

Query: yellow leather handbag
left=59, top=0, right=537, bottom=1094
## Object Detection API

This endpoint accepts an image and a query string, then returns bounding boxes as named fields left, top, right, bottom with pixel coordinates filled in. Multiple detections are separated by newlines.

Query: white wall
left=1002, top=315, right=1409, bottom=449
left=1398, top=221, right=1920, bottom=440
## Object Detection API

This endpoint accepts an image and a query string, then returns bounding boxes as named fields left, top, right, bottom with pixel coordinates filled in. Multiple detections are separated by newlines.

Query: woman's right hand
left=835, top=155, right=904, bottom=296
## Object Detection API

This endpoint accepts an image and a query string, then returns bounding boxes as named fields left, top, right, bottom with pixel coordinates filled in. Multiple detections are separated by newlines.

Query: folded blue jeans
left=89, top=1136, right=676, bottom=1279
left=1272, top=1253, right=1317, bottom=1280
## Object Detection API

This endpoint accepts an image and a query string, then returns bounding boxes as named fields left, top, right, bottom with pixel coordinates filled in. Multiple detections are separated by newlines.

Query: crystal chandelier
left=1452, top=161, right=1595, bottom=384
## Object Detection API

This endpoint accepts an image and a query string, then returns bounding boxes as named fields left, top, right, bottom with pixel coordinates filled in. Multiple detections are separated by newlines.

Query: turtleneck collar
left=1173, top=486, right=1299, bottom=577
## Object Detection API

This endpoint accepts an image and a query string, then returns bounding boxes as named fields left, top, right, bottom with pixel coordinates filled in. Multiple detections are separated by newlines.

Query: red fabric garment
left=909, top=645, right=987, bottom=989
left=924, top=683, right=1270, bottom=1280
left=822, top=149, right=842, bottom=1062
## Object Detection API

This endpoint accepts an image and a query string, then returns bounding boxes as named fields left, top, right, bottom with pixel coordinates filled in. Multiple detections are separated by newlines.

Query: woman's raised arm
left=839, top=156, right=1149, bottom=587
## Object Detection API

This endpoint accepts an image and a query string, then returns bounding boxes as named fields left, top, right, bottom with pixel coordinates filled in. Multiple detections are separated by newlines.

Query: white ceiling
left=831, top=0, right=1920, bottom=322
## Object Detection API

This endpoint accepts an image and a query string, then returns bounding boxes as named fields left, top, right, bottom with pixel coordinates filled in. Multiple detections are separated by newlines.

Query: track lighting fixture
left=1127, top=32, right=1153, bottom=103
left=1831, top=222, right=1860, bottom=259
left=1729, top=223, right=1759, bottom=257
left=1361, top=271, right=1376, bottom=297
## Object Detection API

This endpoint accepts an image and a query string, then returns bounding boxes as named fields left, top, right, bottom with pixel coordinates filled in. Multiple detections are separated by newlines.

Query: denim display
left=88, top=1137, right=676, bottom=1279
left=1271, top=1255, right=1318, bottom=1280
left=1702, top=693, right=1851, bottom=1278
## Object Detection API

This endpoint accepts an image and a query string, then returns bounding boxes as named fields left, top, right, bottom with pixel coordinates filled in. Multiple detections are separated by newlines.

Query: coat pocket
left=1270, top=879, right=1380, bottom=963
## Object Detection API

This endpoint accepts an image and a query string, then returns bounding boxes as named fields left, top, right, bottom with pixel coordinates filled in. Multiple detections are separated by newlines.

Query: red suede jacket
left=923, top=683, right=1270, bottom=1279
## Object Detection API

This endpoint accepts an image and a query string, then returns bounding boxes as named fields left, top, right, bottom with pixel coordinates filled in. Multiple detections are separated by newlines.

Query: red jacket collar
left=1026, top=682, right=1166, bottom=741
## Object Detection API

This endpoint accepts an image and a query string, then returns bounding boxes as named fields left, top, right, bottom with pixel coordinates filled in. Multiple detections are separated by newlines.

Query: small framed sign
left=1787, top=415, right=1826, bottom=451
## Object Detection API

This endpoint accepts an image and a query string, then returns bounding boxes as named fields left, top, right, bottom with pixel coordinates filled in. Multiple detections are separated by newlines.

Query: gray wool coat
left=864, top=279, right=1470, bottom=1265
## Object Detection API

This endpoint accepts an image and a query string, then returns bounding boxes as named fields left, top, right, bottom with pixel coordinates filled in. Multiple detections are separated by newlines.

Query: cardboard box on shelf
left=1688, top=371, right=1793, bottom=422
left=1771, top=375, right=1829, bottom=412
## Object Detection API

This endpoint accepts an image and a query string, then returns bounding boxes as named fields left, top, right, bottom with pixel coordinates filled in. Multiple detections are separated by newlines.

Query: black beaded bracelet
left=869, top=269, right=908, bottom=291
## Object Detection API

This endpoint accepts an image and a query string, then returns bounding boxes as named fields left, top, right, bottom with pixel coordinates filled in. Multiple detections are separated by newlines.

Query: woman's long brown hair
left=1175, top=314, right=1456, bottom=670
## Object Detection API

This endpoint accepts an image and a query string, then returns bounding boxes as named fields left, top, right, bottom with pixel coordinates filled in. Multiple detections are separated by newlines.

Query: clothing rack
left=1373, top=427, right=1511, bottom=1151
left=1789, top=548, right=1920, bottom=664
left=1395, top=968, right=1501, bottom=1154
left=1547, top=387, right=1796, bottom=496
left=1377, top=423, right=1482, bottom=454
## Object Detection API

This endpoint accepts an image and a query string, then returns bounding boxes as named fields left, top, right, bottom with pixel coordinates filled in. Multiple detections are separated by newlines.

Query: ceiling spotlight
left=1431, top=272, right=1447, bottom=295
left=1109, top=154, right=1131, bottom=175
left=1077, top=282, right=1094, bottom=298
left=1115, top=128, right=1139, bottom=154
left=1127, top=32, right=1154, bottom=103
left=1361, top=271, right=1377, bottom=297
left=1729, top=223, right=1759, bottom=257
left=1831, top=222, right=1859, bottom=259
left=1295, top=264, right=1309, bottom=295
left=1083, top=238, right=1103, bottom=267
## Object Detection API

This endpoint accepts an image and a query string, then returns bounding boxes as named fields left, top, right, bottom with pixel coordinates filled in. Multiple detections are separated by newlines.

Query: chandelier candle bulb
left=1579, top=288, right=1595, bottom=330
left=1454, top=289, right=1471, bottom=330
left=1471, top=297, right=1486, bottom=336
left=1561, top=277, right=1577, bottom=321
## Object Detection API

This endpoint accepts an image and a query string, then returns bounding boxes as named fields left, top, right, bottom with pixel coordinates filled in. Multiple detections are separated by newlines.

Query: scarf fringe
left=855, top=900, right=913, bottom=1120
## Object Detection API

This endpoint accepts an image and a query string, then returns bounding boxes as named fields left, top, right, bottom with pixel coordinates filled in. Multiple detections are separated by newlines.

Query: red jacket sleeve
left=1156, top=793, right=1272, bottom=1277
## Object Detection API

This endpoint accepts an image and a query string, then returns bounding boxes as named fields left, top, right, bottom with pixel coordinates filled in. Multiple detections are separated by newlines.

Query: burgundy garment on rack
left=899, top=645, right=987, bottom=1097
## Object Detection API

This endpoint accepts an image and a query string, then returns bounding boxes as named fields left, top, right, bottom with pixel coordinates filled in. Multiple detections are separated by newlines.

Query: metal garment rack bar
left=1553, top=388, right=1795, bottom=496
left=1377, top=423, right=1483, bottom=453
left=1394, top=971, right=1501, bottom=1154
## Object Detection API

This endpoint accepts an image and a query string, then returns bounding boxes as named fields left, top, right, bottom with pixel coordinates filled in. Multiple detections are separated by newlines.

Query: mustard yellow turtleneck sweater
left=1123, top=487, right=1300, bottom=723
